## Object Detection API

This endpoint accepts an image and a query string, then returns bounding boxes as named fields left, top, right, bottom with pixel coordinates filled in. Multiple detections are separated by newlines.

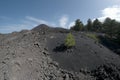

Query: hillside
left=0, top=24, right=120, bottom=80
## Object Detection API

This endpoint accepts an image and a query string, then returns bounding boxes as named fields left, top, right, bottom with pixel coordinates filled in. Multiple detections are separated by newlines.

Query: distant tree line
left=70, top=17, right=120, bottom=44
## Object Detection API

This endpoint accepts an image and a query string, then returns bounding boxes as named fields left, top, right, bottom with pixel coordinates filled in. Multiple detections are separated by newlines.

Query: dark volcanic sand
left=47, top=32, right=120, bottom=72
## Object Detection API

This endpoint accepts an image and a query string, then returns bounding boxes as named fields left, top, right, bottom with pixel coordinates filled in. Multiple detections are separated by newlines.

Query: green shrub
left=65, top=33, right=76, bottom=48
left=86, top=33, right=99, bottom=42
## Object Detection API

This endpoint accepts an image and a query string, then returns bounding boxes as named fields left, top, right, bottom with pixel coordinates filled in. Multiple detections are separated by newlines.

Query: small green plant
left=86, top=33, right=99, bottom=42
left=65, top=33, right=76, bottom=48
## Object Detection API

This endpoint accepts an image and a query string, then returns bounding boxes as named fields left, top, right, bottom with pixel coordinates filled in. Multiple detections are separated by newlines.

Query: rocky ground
left=0, top=24, right=120, bottom=80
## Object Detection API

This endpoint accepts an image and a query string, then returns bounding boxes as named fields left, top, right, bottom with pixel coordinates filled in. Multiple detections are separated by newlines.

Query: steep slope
left=46, top=30, right=120, bottom=80
left=0, top=25, right=94, bottom=80
left=47, top=31, right=120, bottom=68
left=0, top=24, right=120, bottom=80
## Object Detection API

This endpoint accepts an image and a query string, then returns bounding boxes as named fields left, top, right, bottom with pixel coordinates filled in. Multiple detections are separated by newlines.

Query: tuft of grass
left=86, top=33, right=99, bottom=42
left=65, top=33, right=76, bottom=48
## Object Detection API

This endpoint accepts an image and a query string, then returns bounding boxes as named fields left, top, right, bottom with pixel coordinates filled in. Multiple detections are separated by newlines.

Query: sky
left=0, top=0, right=120, bottom=33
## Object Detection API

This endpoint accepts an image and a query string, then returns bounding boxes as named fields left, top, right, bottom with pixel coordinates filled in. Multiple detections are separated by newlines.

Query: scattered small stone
left=4, top=72, right=9, bottom=80
left=2, top=61, right=6, bottom=64
left=81, top=35, right=83, bottom=38
left=50, top=36, right=54, bottom=39
left=12, top=53, right=16, bottom=58
left=44, top=47, right=48, bottom=51
left=22, top=52, right=25, bottom=54
left=49, top=61, right=59, bottom=67
left=94, top=51, right=97, bottom=54
left=27, top=58, right=33, bottom=62
left=43, top=51, right=49, bottom=55
left=64, top=74, right=69, bottom=80
left=100, top=45, right=102, bottom=48
left=34, top=42, right=40, bottom=48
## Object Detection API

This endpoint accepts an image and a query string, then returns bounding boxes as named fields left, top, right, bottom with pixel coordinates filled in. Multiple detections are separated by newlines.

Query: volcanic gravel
left=0, top=24, right=120, bottom=80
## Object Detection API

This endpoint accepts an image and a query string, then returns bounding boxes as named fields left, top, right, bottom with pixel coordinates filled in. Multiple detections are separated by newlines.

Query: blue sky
left=0, top=0, right=120, bottom=33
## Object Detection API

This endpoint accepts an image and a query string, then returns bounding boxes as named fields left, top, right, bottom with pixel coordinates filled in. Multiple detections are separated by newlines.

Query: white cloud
left=25, top=16, right=57, bottom=27
left=26, top=16, right=48, bottom=24
left=0, top=15, right=74, bottom=33
left=68, top=22, right=75, bottom=29
left=0, top=16, right=58, bottom=33
left=59, top=15, right=68, bottom=28
left=58, top=15, right=75, bottom=29
left=106, top=0, right=120, bottom=3
left=98, top=5, right=120, bottom=21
